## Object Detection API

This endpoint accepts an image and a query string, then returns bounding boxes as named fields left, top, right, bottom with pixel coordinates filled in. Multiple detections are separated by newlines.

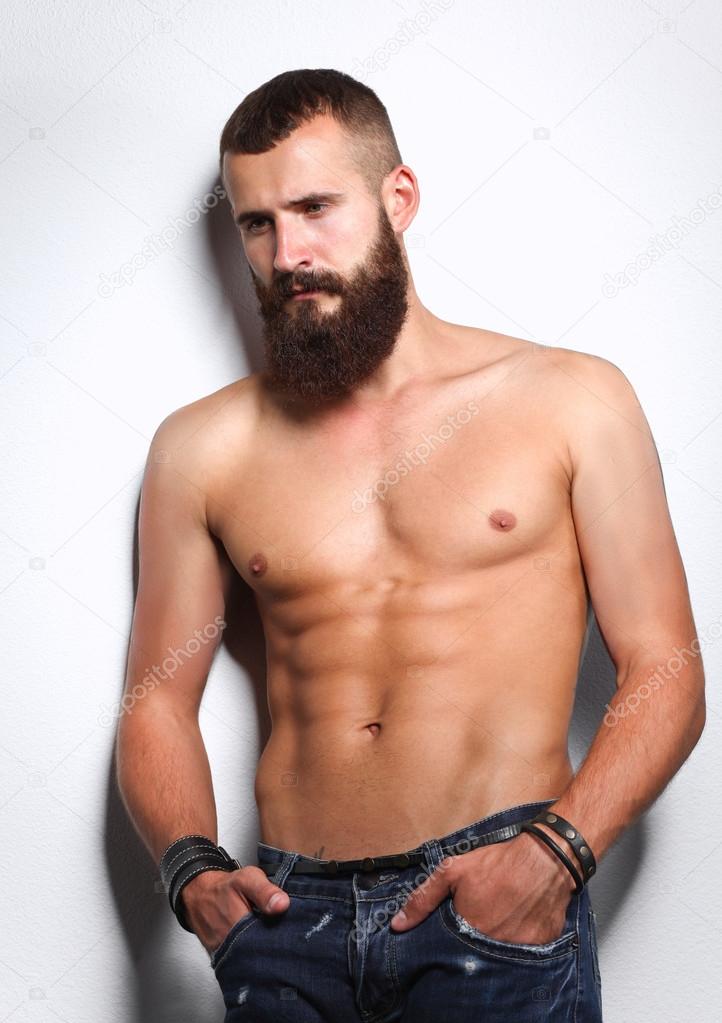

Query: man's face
left=222, top=115, right=410, bottom=404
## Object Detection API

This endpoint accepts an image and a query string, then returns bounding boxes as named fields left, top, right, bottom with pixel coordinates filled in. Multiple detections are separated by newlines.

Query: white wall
left=2, top=1, right=721, bottom=1020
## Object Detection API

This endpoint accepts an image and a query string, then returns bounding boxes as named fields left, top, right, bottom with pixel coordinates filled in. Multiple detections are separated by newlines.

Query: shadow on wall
left=205, top=173, right=267, bottom=377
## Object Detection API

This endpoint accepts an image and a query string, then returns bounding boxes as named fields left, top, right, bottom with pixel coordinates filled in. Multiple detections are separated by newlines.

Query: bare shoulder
left=462, top=326, right=643, bottom=412
left=533, top=346, right=658, bottom=486
left=458, top=326, right=653, bottom=476
left=149, top=373, right=261, bottom=464
left=538, top=345, right=646, bottom=424
left=143, top=374, right=262, bottom=530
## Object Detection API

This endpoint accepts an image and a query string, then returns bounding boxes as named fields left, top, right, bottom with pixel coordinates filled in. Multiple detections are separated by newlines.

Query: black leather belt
left=258, top=822, right=522, bottom=876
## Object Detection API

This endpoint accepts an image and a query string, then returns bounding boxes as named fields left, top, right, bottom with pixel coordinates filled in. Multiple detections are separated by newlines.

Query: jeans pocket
left=441, top=895, right=578, bottom=962
left=209, top=908, right=260, bottom=971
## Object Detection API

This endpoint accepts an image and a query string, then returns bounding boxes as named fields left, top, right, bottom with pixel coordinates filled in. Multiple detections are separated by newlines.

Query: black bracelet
left=530, top=810, right=597, bottom=883
left=170, top=855, right=238, bottom=932
left=520, top=822, right=584, bottom=894
left=158, top=835, right=241, bottom=933
left=159, top=835, right=219, bottom=888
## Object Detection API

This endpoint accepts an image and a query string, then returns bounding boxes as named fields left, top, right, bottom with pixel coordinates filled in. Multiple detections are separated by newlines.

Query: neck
left=350, top=282, right=448, bottom=404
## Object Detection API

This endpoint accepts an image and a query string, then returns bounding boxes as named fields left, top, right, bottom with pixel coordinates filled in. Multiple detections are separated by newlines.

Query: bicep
left=123, top=413, right=232, bottom=719
left=568, top=357, right=696, bottom=678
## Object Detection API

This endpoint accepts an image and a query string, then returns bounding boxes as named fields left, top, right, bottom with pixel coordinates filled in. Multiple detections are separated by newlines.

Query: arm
left=539, top=354, right=706, bottom=864
left=115, top=407, right=233, bottom=862
left=390, top=353, right=706, bottom=941
left=115, top=406, right=289, bottom=945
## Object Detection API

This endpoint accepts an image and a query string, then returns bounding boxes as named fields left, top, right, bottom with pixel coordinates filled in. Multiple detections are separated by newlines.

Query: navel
left=488, top=508, right=517, bottom=531
left=248, top=552, right=268, bottom=577
left=365, top=722, right=382, bottom=736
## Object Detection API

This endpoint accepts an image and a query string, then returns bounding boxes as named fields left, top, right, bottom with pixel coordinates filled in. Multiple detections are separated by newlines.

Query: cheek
left=243, top=239, right=273, bottom=281
left=311, top=211, right=367, bottom=263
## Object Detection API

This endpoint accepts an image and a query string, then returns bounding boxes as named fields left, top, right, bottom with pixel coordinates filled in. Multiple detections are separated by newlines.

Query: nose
left=272, top=220, right=312, bottom=276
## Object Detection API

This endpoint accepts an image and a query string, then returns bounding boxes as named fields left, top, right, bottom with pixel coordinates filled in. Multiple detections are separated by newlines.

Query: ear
left=382, top=164, right=420, bottom=233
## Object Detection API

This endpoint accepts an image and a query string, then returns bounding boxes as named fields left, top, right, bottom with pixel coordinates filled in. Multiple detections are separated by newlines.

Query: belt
left=258, top=821, right=523, bottom=876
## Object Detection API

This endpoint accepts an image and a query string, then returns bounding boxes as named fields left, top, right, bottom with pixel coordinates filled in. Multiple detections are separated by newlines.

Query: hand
left=389, top=832, right=576, bottom=945
left=180, top=865, right=290, bottom=954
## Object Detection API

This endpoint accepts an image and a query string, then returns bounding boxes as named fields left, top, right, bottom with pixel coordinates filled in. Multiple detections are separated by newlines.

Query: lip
left=290, top=290, right=321, bottom=300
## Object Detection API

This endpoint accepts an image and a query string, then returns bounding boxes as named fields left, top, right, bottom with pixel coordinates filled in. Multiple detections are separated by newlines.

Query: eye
left=244, top=203, right=328, bottom=234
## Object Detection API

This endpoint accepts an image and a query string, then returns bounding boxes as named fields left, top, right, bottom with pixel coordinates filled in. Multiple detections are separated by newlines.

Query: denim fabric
left=210, top=798, right=603, bottom=1021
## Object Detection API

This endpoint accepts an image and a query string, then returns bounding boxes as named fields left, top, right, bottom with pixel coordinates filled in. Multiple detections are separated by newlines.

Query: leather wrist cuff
left=520, top=822, right=584, bottom=894
left=158, top=835, right=241, bottom=933
left=170, top=855, right=237, bottom=932
left=530, top=810, right=597, bottom=882
left=159, top=835, right=218, bottom=887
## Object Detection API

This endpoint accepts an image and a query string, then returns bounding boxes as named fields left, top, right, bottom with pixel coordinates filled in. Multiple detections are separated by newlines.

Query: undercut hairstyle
left=219, top=68, right=403, bottom=200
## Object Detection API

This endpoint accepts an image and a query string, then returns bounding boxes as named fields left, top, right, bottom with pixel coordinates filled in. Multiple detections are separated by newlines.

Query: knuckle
left=231, top=865, right=256, bottom=890
left=239, top=864, right=263, bottom=882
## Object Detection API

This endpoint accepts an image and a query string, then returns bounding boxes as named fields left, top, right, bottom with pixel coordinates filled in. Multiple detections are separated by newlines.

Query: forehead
left=222, top=113, right=365, bottom=211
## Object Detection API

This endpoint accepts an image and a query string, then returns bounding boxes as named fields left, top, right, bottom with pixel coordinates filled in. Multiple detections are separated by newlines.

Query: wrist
left=530, top=807, right=597, bottom=884
left=518, top=830, right=577, bottom=893
left=180, top=865, right=227, bottom=907
left=159, top=835, right=241, bottom=933
left=533, top=822, right=577, bottom=861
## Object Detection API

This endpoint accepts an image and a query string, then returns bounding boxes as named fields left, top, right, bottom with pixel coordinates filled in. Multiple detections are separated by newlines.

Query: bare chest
left=208, top=377, right=574, bottom=604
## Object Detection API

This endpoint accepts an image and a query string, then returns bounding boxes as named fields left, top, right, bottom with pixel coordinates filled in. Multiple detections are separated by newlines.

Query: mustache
left=275, top=276, right=342, bottom=300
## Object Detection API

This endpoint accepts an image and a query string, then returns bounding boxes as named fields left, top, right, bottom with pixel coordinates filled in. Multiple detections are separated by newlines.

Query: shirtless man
left=116, top=69, right=706, bottom=1022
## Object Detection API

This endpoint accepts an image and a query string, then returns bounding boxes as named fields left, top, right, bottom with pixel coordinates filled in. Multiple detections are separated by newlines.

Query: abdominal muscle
left=208, top=348, right=590, bottom=858
left=252, top=580, right=583, bottom=859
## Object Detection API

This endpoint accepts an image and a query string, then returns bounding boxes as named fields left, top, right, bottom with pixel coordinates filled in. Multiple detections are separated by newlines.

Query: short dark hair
left=219, top=68, right=403, bottom=199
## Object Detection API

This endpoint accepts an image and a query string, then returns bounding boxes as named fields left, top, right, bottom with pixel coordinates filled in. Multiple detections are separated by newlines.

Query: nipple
left=489, top=509, right=517, bottom=531
left=248, top=552, right=268, bottom=577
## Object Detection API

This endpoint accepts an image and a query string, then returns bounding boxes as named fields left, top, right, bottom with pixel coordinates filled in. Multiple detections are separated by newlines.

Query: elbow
left=690, top=690, right=706, bottom=747
left=681, top=672, right=706, bottom=757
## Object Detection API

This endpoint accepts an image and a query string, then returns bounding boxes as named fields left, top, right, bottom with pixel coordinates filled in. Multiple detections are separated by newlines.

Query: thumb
left=263, top=887, right=290, bottom=913
left=390, top=856, right=456, bottom=932
left=231, top=865, right=291, bottom=915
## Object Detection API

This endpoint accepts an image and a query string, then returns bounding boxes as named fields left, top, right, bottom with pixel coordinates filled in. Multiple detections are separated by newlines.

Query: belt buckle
left=322, top=859, right=340, bottom=875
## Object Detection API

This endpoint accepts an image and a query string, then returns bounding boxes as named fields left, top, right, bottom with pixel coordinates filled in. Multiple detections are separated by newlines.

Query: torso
left=201, top=328, right=590, bottom=858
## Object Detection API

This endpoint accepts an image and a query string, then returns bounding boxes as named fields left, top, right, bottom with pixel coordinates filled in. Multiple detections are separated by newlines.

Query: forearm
left=115, top=703, right=218, bottom=864
left=540, top=655, right=706, bottom=865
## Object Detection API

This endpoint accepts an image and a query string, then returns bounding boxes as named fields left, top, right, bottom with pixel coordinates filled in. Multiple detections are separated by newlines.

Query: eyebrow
left=234, top=191, right=346, bottom=228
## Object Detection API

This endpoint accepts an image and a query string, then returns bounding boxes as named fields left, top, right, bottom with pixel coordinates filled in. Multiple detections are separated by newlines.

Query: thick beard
left=250, top=206, right=409, bottom=405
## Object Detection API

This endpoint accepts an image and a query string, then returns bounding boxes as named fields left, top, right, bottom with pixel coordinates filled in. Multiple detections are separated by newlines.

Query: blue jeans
left=209, top=798, right=603, bottom=1021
